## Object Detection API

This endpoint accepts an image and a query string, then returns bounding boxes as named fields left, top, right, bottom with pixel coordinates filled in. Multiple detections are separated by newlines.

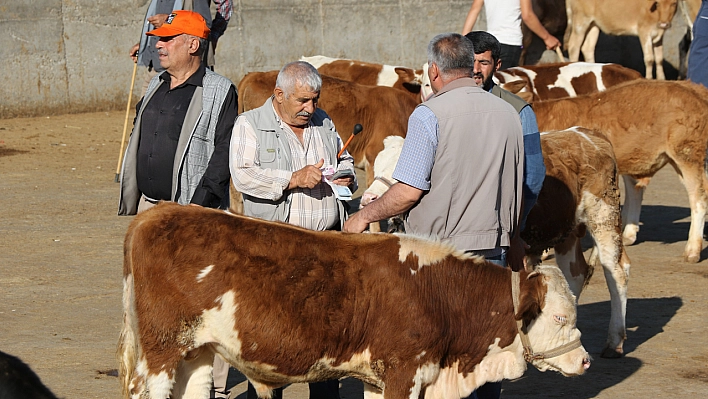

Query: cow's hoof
left=600, top=346, right=623, bottom=359
left=684, top=253, right=700, bottom=263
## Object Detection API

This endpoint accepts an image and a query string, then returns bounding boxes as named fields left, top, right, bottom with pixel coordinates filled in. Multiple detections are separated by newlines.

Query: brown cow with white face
left=362, top=128, right=630, bottom=358
left=534, top=79, right=708, bottom=263
left=564, top=0, right=679, bottom=79
left=118, top=203, right=590, bottom=399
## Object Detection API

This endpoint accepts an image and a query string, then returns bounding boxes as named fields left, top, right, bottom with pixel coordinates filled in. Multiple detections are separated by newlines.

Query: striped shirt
left=229, top=104, right=356, bottom=231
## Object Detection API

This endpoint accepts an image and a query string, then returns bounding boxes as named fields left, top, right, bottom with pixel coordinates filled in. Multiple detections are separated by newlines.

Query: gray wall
left=0, top=0, right=472, bottom=118
left=0, top=0, right=690, bottom=118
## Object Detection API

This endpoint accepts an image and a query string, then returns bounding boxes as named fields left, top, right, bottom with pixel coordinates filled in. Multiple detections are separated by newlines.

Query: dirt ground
left=1, top=111, right=707, bottom=399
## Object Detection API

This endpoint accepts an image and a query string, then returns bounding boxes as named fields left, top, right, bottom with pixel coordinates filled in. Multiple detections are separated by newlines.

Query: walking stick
left=555, top=46, right=565, bottom=62
left=115, top=60, right=138, bottom=183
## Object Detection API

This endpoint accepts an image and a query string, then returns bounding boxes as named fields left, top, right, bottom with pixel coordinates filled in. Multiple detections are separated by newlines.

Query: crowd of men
left=117, top=0, right=708, bottom=398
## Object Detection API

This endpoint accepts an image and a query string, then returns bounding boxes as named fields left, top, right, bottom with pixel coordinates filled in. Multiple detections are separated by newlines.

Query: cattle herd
left=114, top=2, right=708, bottom=397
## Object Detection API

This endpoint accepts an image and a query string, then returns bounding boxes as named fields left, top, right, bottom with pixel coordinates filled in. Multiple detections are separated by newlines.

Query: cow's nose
left=583, top=357, right=591, bottom=370
left=360, top=193, right=378, bottom=208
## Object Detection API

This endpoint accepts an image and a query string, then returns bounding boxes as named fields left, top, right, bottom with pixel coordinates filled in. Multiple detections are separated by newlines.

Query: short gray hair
left=427, top=33, right=475, bottom=79
left=275, top=61, right=323, bottom=96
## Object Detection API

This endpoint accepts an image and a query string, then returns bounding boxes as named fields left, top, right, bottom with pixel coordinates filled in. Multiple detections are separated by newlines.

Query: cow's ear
left=515, top=272, right=545, bottom=326
left=501, top=80, right=528, bottom=95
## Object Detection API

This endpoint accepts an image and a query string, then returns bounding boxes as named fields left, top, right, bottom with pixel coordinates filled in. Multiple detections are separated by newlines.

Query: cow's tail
left=117, top=229, right=139, bottom=399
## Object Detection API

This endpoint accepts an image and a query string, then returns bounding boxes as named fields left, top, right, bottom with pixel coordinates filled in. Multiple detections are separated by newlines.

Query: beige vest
left=406, top=77, right=524, bottom=251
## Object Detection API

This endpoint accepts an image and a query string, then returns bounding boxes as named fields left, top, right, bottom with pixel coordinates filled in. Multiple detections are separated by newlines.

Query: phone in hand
left=331, top=169, right=354, bottom=180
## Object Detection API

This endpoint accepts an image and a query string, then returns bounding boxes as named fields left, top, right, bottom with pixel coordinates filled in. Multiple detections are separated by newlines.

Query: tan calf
left=535, top=80, right=708, bottom=263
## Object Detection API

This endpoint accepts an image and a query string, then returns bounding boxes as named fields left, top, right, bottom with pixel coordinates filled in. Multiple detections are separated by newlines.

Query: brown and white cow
left=237, top=71, right=418, bottom=186
left=118, top=202, right=590, bottom=399
left=534, top=79, right=708, bottom=263
left=494, top=62, right=643, bottom=102
left=564, top=0, right=679, bottom=79
left=362, top=129, right=630, bottom=358
left=419, top=62, right=643, bottom=103
left=300, top=55, right=424, bottom=102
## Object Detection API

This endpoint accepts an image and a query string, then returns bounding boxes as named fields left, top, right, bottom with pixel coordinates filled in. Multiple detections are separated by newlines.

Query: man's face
left=155, top=34, right=195, bottom=71
left=473, top=50, right=501, bottom=90
left=274, top=83, right=320, bottom=128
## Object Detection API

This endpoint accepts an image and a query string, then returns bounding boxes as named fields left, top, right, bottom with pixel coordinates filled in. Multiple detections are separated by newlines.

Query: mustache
left=473, top=72, right=484, bottom=79
left=296, top=111, right=312, bottom=117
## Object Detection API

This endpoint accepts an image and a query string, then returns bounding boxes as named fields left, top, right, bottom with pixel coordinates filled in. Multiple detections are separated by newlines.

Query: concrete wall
left=0, top=0, right=691, bottom=118
left=0, top=0, right=472, bottom=118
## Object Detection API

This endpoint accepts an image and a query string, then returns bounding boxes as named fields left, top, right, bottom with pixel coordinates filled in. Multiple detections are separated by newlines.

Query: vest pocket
left=259, top=148, right=277, bottom=164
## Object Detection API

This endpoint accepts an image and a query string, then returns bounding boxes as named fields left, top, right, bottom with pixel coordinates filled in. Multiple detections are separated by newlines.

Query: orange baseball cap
left=146, top=10, right=210, bottom=40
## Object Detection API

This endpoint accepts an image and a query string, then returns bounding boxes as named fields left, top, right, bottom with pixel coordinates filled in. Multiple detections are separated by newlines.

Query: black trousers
left=499, top=43, right=522, bottom=70
left=246, top=380, right=340, bottom=399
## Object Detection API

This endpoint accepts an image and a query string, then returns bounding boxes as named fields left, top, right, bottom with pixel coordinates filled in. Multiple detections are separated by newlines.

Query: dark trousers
left=499, top=44, right=522, bottom=70
left=247, top=380, right=340, bottom=399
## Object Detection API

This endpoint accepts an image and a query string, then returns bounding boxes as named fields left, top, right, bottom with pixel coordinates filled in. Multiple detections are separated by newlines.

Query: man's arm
left=462, top=0, right=485, bottom=35
left=518, top=105, right=545, bottom=231
left=520, top=0, right=561, bottom=50
left=210, top=0, right=233, bottom=47
left=189, top=84, right=239, bottom=208
left=343, top=182, right=423, bottom=233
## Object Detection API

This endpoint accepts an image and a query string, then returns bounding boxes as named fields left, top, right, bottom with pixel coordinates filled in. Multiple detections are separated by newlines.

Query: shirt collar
left=160, top=66, right=206, bottom=89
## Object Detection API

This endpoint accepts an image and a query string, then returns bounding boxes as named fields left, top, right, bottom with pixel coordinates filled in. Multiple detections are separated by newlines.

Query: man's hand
left=343, top=212, right=369, bottom=233
left=332, top=176, right=354, bottom=187
left=147, top=14, right=169, bottom=28
left=508, top=234, right=530, bottom=272
left=129, top=43, right=139, bottom=62
left=288, top=159, right=325, bottom=190
left=544, top=35, right=561, bottom=51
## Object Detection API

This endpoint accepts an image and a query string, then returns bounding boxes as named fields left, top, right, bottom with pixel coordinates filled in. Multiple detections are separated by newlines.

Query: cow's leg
left=673, top=163, right=708, bottom=263
left=621, top=175, right=647, bottom=246
left=363, top=383, right=384, bottom=399
left=640, top=31, right=657, bottom=79
left=580, top=25, right=600, bottom=62
left=553, top=232, right=591, bottom=298
left=653, top=36, right=666, bottom=80
left=582, top=191, right=629, bottom=358
left=567, top=20, right=592, bottom=62
left=171, top=347, right=214, bottom=399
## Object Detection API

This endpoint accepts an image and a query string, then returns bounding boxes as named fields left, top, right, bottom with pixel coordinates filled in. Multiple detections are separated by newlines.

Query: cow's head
left=518, top=265, right=591, bottom=376
left=360, top=135, right=404, bottom=208
left=650, top=0, right=678, bottom=29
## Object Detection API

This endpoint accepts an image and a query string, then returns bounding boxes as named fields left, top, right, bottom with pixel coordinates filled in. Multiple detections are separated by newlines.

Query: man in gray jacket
left=118, top=11, right=237, bottom=398
left=344, top=32, right=523, bottom=270
left=230, top=61, right=356, bottom=399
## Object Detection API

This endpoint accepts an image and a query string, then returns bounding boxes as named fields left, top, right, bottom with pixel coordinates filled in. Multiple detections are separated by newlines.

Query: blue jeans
left=688, top=0, right=708, bottom=88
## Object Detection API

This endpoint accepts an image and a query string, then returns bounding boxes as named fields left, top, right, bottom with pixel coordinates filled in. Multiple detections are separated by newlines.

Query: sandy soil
left=0, top=111, right=706, bottom=398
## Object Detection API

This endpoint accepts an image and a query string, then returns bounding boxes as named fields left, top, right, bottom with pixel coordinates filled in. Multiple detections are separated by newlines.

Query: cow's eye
left=553, top=315, right=567, bottom=325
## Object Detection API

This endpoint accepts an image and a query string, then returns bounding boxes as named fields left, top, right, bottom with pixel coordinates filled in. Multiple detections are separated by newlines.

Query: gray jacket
left=406, top=78, right=524, bottom=251
left=240, top=97, right=351, bottom=227
left=118, top=68, right=233, bottom=215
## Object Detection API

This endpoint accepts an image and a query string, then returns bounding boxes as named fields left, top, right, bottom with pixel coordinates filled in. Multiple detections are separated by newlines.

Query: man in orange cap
left=118, top=11, right=238, bottom=398
left=130, top=0, right=233, bottom=95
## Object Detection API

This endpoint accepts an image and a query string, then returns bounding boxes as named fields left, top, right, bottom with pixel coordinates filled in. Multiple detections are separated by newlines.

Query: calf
left=119, top=203, right=590, bottom=399
left=362, top=130, right=630, bottom=358
left=300, top=55, right=423, bottom=102
left=237, top=71, right=418, bottom=186
left=534, top=79, right=708, bottom=263
left=564, top=0, right=679, bottom=79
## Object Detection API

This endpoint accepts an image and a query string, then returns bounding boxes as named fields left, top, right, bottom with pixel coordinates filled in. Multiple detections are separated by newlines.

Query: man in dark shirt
left=119, top=10, right=238, bottom=214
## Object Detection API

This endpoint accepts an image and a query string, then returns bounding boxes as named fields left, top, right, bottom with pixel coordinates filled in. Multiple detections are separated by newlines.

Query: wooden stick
left=115, top=61, right=138, bottom=183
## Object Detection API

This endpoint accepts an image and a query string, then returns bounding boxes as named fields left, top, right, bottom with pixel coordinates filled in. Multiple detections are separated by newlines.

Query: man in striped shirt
left=229, top=61, right=356, bottom=399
